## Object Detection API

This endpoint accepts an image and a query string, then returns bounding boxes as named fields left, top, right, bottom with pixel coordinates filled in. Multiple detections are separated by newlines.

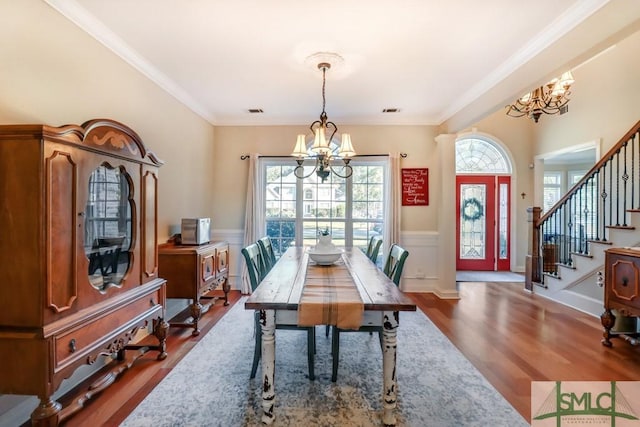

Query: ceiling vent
left=382, top=108, right=400, bottom=113
left=248, top=108, right=264, bottom=113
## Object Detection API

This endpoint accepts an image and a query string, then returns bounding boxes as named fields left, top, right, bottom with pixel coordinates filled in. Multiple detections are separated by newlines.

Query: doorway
left=455, top=135, right=512, bottom=272
left=456, top=175, right=510, bottom=271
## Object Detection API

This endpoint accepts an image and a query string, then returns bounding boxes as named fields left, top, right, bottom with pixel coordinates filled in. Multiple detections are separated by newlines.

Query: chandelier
left=505, top=71, right=575, bottom=123
left=291, top=60, right=356, bottom=182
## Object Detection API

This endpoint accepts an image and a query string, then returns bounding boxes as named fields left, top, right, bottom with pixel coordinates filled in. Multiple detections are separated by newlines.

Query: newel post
left=525, top=207, right=542, bottom=291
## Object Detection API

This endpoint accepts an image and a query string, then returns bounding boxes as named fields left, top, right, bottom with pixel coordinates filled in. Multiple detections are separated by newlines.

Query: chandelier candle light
left=505, top=71, right=575, bottom=123
left=291, top=59, right=356, bottom=182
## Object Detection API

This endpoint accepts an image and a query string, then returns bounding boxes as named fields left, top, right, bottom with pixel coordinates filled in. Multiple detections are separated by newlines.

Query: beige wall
left=0, top=1, right=216, bottom=243
left=535, top=28, right=640, bottom=156
left=212, top=125, right=440, bottom=232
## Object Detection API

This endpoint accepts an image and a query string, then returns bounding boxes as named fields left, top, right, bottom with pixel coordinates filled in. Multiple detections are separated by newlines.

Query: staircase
left=526, top=120, right=640, bottom=316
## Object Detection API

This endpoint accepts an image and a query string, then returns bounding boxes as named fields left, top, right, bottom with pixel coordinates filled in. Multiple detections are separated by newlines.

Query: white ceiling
left=43, top=0, right=640, bottom=129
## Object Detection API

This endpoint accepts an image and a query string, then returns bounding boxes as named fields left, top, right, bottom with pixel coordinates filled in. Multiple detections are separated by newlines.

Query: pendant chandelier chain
left=319, top=63, right=329, bottom=122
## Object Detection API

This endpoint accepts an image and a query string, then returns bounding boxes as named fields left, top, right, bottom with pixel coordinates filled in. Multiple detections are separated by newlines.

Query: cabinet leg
left=153, top=318, right=169, bottom=360
left=189, top=302, right=203, bottom=336
left=601, top=309, right=615, bottom=347
left=222, top=279, right=230, bottom=306
left=31, top=397, right=61, bottom=427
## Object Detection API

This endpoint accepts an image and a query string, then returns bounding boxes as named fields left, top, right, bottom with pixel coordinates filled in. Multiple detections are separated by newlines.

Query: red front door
left=456, top=175, right=511, bottom=272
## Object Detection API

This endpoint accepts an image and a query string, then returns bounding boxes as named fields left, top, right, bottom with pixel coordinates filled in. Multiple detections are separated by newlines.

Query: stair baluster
left=527, top=120, right=640, bottom=286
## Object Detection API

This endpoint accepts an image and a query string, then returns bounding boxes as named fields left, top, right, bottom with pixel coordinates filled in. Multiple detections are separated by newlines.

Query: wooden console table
left=159, top=241, right=230, bottom=336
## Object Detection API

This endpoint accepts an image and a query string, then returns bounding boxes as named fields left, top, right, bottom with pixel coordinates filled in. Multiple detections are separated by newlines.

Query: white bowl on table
left=308, top=247, right=343, bottom=265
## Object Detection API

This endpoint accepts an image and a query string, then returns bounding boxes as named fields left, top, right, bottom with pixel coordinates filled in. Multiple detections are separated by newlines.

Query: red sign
left=401, top=168, right=429, bottom=206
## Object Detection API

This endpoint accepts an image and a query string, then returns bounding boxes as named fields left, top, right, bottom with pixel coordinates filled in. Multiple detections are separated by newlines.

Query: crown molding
left=438, top=0, right=610, bottom=124
left=43, top=0, right=216, bottom=124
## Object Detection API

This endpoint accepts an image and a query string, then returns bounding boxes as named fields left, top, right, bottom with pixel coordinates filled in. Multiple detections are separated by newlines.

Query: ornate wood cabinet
left=158, top=241, right=230, bottom=336
left=601, top=247, right=640, bottom=346
left=0, top=119, right=168, bottom=426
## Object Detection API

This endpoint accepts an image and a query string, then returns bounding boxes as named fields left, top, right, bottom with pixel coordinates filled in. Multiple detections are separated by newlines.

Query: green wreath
left=461, top=197, right=484, bottom=222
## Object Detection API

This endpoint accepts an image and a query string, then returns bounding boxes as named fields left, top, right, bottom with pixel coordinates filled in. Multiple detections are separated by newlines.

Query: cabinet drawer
left=54, top=288, right=162, bottom=370
left=201, top=251, right=216, bottom=284
left=217, top=246, right=229, bottom=276
left=608, top=255, right=640, bottom=303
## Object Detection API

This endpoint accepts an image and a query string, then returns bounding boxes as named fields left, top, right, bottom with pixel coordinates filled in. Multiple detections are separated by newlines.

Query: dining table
left=245, top=245, right=417, bottom=426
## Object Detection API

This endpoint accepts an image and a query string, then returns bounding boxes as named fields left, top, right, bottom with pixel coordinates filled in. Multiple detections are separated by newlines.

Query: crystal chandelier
left=291, top=60, right=356, bottom=182
left=505, top=71, right=575, bottom=123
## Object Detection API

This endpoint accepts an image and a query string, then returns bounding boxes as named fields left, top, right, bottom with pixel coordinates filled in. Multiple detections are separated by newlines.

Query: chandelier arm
left=326, top=121, right=338, bottom=146
left=548, top=95, right=571, bottom=110
left=540, top=99, right=570, bottom=114
left=505, top=106, right=527, bottom=118
left=309, top=119, right=322, bottom=134
left=328, top=161, right=353, bottom=179
left=293, top=159, right=318, bottom=180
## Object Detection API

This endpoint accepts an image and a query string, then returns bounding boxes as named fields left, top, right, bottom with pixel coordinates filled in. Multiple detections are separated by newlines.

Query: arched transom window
left=456, top=138, right=511, bottom=174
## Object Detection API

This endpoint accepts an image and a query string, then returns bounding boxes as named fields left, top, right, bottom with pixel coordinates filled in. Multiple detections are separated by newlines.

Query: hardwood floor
left=411, top=282, right=640, bottom=422
left=44, top=282, right=640, bottom=426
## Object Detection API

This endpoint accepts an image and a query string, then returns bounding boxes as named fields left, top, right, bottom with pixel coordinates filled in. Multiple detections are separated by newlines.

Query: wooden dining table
left=245, top=245, right=416, bottom=426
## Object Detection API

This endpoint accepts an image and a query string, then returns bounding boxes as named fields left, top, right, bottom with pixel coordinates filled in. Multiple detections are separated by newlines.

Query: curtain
left=383, top=153, right=402, bottom=260
left=241, top=153, right=264, bottom=294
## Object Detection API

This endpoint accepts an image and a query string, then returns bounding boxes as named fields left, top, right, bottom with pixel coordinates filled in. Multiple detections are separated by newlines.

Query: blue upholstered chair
left=242, top=242, right=315, bottom=380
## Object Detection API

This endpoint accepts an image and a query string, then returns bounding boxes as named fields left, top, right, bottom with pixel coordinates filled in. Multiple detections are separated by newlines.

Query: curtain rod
left=240, top=153, right=407, bottom=160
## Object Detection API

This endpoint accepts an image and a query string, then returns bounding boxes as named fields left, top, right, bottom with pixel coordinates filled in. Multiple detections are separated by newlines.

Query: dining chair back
left=241, top=243, right=266, bottom=292
left=365, top=235, right=383, bottom=263
left=383, top=244, right=409, bottom=286
left=257, top=236, right=277, bottom=273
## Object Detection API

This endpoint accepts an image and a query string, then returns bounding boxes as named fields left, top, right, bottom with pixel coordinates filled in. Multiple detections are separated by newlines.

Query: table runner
left=297, top=253, right=364, bottom=330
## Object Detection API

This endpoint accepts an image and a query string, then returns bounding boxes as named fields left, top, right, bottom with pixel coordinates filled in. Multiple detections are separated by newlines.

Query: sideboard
left=159, top=241, right=230, bottom=335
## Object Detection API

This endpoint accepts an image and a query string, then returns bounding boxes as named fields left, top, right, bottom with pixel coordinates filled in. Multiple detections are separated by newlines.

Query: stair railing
left=526, top=120, right=640, bottom=289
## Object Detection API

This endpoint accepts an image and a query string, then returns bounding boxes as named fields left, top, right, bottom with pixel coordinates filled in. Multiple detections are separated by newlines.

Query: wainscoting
left=212, top=229, right=443, bottom=294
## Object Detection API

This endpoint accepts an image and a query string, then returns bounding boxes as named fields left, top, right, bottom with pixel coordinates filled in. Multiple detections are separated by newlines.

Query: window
left=568, top=170, right=587, bottom=187
left=262, top=158, right=387, bottom=258
left=543, top=172, right=562, bottom=213
left=456, top=138, right=511, bottom=174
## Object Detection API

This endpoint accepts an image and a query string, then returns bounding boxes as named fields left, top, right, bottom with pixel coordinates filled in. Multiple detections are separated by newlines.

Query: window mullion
left=345, top=174, right=353, bottom=247
left=295, top=174, right=304, bottom=247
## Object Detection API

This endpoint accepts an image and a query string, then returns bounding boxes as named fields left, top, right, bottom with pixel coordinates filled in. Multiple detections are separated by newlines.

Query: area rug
left=122, top=299, right=528, bottom=427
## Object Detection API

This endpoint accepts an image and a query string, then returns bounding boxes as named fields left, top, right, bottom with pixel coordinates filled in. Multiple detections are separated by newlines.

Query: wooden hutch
left=0, top=119, right=168, bottom=426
